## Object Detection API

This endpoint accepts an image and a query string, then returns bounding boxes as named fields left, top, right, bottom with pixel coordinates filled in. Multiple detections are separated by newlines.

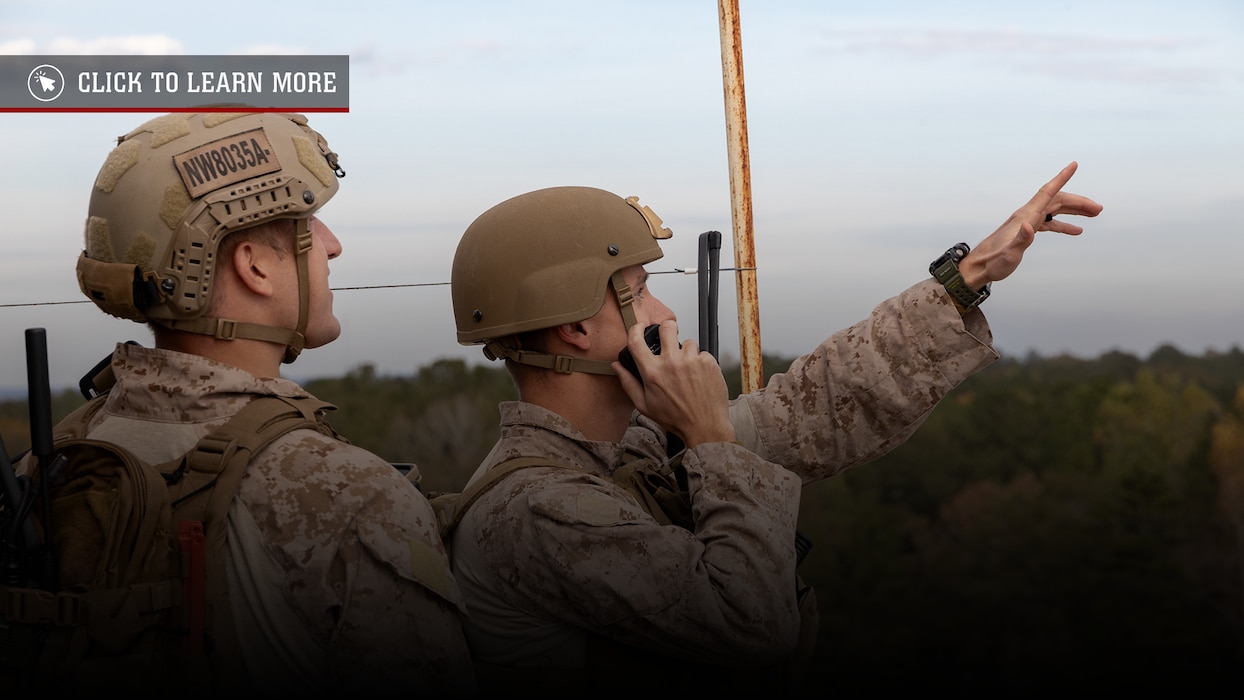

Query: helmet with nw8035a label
left=76, top=111, right=344, bottom=360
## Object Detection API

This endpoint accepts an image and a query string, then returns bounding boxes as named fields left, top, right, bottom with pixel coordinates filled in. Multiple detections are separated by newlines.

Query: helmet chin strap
left=483, top=341, right=615, bottom=376
left=161, top=218, right=312, bottom=363
left=283, top=218, right=313, bottom=363
left=609, top=269, right=640, bottom=332
left=485, top=269, right=638, bottom=376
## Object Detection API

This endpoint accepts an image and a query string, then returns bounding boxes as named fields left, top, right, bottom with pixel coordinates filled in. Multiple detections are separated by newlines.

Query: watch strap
left=930, top=243, right=990, bottom=312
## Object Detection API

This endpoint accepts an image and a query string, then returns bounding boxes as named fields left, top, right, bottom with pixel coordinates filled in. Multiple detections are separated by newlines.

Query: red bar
left=177, top=520, right=206, bottom=655
left=0, top=107, right=349, bottom=113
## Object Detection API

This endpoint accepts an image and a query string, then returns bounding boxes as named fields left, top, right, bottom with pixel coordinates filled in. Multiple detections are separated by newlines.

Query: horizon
left=0, top=336, right=1238, bottom=400
left=2, top=0, right=1241, bottom=389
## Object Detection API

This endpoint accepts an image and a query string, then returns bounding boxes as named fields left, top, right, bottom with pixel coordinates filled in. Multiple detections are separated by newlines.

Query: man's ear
left=229, top=240, right=277, bottom=298
left=553, top=321, right=592, bottom=350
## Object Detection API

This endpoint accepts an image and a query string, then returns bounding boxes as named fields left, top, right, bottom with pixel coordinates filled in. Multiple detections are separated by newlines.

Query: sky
left=1, top=0, right=1242, bottom=392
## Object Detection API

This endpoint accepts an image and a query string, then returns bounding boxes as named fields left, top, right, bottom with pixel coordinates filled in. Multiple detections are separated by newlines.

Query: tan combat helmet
left=77, top=111, right=345, bottom=363
left=451, top=185, right=671, bottom=375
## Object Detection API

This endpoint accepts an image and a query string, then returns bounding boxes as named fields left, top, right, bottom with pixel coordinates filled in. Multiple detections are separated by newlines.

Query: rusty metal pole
left=717, top=0, right=763, bottom=393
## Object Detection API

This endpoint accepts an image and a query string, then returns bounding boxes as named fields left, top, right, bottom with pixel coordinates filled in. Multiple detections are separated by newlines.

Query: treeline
left=2, top=344, right=1243, bottom=690
left=792, top=346, right=1244, bottom=691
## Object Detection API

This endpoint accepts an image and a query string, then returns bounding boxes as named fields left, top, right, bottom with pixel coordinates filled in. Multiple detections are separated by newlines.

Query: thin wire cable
left=0, top=268, right=758, bottom=310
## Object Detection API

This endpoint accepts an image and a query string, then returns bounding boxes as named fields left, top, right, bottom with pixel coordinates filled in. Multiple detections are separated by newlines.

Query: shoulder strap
left=167, top=395, right=339, bottom=523
left=186, top=394, right=336, bottom=518
left=435, top=452, right=693, bottom=538
left=433, top=457, right=590, bottom=539
left=172, top=394, right=341, bottom=678
left=49, top=394, right=109, bottom=442
left=610, top=454, right=692, bottom=529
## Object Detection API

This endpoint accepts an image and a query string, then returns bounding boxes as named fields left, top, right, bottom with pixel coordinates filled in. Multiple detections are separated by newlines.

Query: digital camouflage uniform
left=68, top=342, right=475, bottom=694
left=14, top=110, right=475, bottom=694
left=451, top=278, right=998, bottom=689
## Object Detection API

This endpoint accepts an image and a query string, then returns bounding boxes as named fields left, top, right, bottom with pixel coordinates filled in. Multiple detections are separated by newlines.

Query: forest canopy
left=3, top=343, right=1242, bottom=690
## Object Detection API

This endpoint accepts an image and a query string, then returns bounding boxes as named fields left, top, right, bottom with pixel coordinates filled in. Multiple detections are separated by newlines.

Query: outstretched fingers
left=1040, top=217, right=1086, bottom=236
left=1036, top=161, right=1079, bottom=205
left=1032, top=162, right=1102, bottom=235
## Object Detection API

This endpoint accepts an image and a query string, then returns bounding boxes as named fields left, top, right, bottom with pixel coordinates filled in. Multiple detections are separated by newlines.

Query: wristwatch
left=929, top=242, right=990, bottom=312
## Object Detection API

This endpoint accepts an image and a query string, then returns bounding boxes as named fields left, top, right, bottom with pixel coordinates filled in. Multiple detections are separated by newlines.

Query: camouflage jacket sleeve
left=237, top=433, right=474, bottom=693
left=459, top=440, right=803, bottom=666
left=729, top=279, right=999, bottom=484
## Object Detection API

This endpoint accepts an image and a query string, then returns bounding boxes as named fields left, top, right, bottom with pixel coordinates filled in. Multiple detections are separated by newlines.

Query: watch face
left=930, top=255, right=960, bottom=280
left=930, top=244, right=967, bottom=272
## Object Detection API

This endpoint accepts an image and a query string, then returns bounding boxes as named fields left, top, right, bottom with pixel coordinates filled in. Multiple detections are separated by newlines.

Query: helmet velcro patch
left=124, top=233, right=156, bottom=268
left=172, top=127, right=281, bottom=199
left=142, top=113, right=192, bottom=149
left=292, top=134, right=335, bottom=188
left=160, top=183, right=191, bottom=232
left=84, top=217, right=115, bottom=263
left=94, top=139, right=141, bottom=194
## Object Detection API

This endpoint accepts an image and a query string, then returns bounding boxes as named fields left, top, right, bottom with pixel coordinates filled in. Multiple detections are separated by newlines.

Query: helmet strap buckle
left=609, top=270, right=639, bottom=331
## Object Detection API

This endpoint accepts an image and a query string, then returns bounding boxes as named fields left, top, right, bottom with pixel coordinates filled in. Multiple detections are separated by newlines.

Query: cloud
left=1021, top=57, right=1234, bottom=88
left=0, top=39, right=37, bottom=54
left=348, top=42, right=377, bottom=64
left=231, top=44, right=314, bottom=56
left=816, top=26, right=1203, bottom=57
left=342, top=43, right=411, bottom=79
left=413, top=37, right=522, bottom=66
left=2, top=34, right=185, bottom=55
left=808, top=26, right=1235, bottom=89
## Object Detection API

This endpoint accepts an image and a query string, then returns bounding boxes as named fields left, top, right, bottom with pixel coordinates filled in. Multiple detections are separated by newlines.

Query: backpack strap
left=177, top=395, right=338, bottom=522
left=48, top=394, right=109, bottom=442
left=166, top=395, right=341, bottom=679
left=432, top=457, right=588, bottom=540
left=610, top=454, right=693, bottom=529
left=434, top=453, right=691, bottom=540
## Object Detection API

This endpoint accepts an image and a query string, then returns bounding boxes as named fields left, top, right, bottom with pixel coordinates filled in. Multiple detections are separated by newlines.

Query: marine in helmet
left=447, top=166, right=1102, bottom=691
left=59, top=111, right=474, bottom=693
left=79, top=110, right=342, bottom=366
